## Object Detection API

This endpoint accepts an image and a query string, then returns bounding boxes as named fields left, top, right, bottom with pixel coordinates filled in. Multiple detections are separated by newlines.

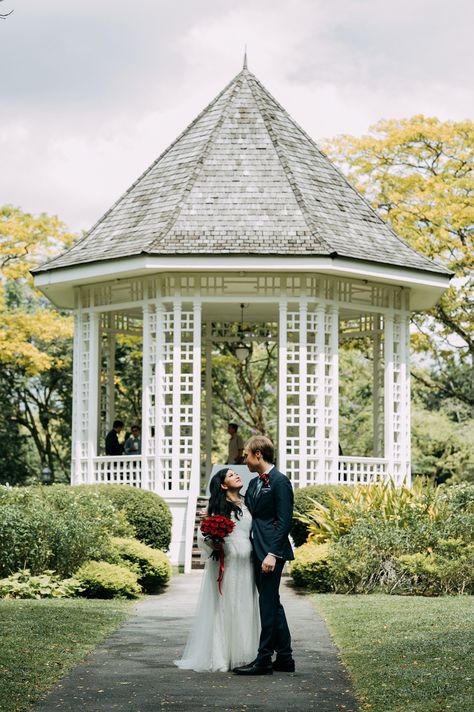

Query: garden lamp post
left=41, top=466, right=52, bottom=485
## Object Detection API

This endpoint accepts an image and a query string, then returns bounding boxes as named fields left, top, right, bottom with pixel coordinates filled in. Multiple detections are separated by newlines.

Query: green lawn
left=313, top=594, right=474, bottom=712
left=0, top=598, right=132, bottom=712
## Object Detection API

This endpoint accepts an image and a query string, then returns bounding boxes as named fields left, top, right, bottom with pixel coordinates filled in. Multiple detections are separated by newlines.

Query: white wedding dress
left=175, top=503, right=260, bottom=672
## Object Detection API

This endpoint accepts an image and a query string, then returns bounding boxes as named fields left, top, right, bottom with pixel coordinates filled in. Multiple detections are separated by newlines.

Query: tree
left=0, top=205, right=75, bottom=483
left=207, top=326, right=278, bottom=461
left=324, top=116, right=474, bottom=409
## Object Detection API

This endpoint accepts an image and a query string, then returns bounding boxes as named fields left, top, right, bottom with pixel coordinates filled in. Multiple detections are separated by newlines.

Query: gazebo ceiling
left=34, top=63, right=450, bottom=282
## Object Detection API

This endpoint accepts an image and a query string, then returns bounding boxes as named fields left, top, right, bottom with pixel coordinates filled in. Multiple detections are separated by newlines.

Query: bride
left=175, top=468, right=260, bottom=672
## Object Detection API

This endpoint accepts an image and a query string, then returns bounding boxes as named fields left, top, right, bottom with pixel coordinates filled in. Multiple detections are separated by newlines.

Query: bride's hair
left=208, top=468, right=243, bottom=520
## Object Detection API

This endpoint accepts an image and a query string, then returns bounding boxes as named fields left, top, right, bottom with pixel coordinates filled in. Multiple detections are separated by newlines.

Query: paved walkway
left=34, top=573, right=358, bottom=712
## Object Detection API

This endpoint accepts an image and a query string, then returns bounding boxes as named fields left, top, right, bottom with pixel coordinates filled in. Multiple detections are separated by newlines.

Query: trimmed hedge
left=0, top=485, right=132, bottom=577
left=78, top=485, right=172, bottom=551
left=76, top=560, right=141, bottom=599
left=289, top=542, right=333, bottom=591
left=110, top=537, right=172, bottom=592
left=291, top=485, right=349, bottom=546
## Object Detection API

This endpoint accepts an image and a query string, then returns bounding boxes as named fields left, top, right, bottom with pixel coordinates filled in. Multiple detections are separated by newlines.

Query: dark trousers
left=253, top=555, right=292, bottom=663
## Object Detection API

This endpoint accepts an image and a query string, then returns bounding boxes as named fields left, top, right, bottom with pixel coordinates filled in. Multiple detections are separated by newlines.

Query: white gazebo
left=34, top=62, right=451, bottom=570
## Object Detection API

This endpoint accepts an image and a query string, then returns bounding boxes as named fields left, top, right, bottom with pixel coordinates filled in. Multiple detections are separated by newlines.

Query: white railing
left=338, top=457, right=389, bottom=485
left=92, top=456, right=143, bottom=486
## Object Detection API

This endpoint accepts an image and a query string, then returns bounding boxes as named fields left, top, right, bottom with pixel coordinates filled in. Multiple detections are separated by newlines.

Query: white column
left=373, top=314, right=383, bottom=458
left=315, top=303, right=326, bottom=483
left=384, top=313, right=395, bottom=478
left=154, top=301, right=165, bottom=495
left=172, top=301, right=182, bottom=492
left=299, top=300, right=308, bottom=487
left=184, top=301, right=202, bottom=574
left=399, top=311, right=411, bottom=484
left=71, top=298, right=83, bottom=485
left=87, top=310, right=100, bottom=484
left=141, top=301, right=150, bottom=491
left=105, top=328, right=115, bottom=434
left=205, top=320, right=213, bottom=476
left=329, top=304, right=340, bottom=483
left=278, top=298, right=288, bottom=473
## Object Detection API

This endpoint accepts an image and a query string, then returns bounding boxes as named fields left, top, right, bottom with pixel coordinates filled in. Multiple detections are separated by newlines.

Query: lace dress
left=175, top=503, right=260, bottom=672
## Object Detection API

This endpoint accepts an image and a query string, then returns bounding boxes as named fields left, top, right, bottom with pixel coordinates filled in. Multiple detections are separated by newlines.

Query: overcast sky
left=1, top=0, right=472, bottom=233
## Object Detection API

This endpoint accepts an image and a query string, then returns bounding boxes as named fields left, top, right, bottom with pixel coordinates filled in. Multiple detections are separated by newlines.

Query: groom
left=233, top=435, right=295, bottom=675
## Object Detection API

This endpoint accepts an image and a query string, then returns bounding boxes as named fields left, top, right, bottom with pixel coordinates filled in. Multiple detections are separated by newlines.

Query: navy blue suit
left=245, top=466, right=294, bottom=664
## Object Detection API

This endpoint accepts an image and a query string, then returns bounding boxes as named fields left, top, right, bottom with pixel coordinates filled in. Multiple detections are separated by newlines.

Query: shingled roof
left=35, top=64, right=449, bottom=275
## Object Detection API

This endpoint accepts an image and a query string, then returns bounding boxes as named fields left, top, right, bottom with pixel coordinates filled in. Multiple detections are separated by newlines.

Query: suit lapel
left=255, top=466, right=276, bottom=504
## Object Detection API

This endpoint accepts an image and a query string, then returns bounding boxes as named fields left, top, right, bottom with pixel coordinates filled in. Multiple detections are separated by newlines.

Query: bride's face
left=222, top=469, right=242, bottom=491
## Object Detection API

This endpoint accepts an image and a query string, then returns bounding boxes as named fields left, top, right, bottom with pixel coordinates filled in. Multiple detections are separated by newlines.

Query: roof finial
left=243, top=45, right=248, bottom=70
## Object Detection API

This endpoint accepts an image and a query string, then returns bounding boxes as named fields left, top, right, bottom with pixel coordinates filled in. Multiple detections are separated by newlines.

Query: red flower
left=200, top=514, right=236, bottom=594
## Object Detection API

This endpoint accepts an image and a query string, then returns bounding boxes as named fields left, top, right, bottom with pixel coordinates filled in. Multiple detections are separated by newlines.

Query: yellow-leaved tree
left=0, top=205, right=76, bottom=483
left=324, top=116, right=474, bottom=410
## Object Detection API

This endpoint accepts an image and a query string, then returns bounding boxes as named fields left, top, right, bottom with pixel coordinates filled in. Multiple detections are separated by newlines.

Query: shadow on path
left=33, top=572, right=358, bottom=712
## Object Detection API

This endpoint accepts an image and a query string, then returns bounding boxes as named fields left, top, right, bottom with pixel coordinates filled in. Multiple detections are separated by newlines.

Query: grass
left=0, top=598, right=132, bottom=712
left=313, top=594, right=474, bottom=712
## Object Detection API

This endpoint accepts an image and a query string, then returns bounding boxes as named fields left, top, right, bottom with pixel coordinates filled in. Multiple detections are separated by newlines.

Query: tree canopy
left=324, top=116, right=473, bottom=409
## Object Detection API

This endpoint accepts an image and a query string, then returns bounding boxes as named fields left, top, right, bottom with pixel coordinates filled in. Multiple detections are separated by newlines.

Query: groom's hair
left=245, top=435, right=275, bottom=464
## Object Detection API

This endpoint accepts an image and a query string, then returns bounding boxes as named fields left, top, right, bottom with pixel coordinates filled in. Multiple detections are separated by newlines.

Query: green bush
left=292, top=485, right=349, bottom=546
left=78, top=485, right=172, bottom=551
left=110, top=537, right=172, bottom=592
left=76, top=560, right=141, bottom=599
left=0, top=485, right=132, bottom=577
left=394, top=542, right=474, bottom=596
left=0, top=569, right=83, bottom=599
left=292, top=482, right=474, bottom=595
left=289, top=542, right=334, bottom=591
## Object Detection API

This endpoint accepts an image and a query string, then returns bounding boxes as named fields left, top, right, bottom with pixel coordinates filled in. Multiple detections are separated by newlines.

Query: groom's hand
left=261, top=554, right=276, bottom=573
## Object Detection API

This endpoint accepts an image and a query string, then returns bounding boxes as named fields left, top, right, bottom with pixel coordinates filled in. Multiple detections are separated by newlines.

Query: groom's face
left=244, top=448, right=261, bottom=473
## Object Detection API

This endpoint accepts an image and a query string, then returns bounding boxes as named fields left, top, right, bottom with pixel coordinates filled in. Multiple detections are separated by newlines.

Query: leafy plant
left=0, top=570, right=82, bottom=599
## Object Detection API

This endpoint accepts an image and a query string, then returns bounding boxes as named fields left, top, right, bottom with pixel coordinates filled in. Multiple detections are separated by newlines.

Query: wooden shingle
left=35, top=67, right=448, bottom=275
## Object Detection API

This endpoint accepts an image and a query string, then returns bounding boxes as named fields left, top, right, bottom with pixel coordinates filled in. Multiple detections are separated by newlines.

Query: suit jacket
left=245, top=466, right=294, bottom=562
left=105, top=430, right=124, bottom=456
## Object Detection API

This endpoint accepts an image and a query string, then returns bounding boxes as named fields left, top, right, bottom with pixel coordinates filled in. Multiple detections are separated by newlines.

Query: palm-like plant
left=297, top=478, right=447, bottom=543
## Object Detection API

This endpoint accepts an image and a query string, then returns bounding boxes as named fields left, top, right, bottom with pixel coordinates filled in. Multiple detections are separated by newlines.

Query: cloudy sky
left=1, top=0, right=472, bottom=233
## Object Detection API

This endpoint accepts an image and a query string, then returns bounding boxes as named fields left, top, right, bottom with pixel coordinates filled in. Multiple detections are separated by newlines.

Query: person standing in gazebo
left=227, top=423, right=244, bottom=464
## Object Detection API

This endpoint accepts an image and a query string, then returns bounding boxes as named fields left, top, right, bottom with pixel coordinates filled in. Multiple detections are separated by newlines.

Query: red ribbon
left=217, top=543, right=225, bottom=595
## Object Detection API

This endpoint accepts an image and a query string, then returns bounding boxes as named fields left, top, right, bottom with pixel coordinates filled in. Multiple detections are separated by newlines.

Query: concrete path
left=34, top=573, right=358, bottom=712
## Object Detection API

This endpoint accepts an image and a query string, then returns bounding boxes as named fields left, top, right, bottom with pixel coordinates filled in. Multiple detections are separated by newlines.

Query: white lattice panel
left=80, top=314, right=90, bottom=459
left=284, top=307, right=301, bottom=486
left=92, top=457, right=142, bottom=486
left=306, top=308, right=319, bottom=484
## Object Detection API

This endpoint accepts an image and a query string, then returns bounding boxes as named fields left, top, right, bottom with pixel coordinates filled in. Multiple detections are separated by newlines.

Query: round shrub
left=76, top=560, right=141, bottom=599
left=289, top=542, right=334, bottom=591
left=292, top=485, right=349, bottom=546
left=78, top=486, right=172, bottom=551
left=110, top=537, right=172, bottom=592
left=0, top=485, right=132, bottom=578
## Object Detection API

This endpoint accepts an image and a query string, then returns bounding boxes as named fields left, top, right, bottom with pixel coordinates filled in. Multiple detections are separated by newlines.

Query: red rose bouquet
left=200, top=514, right=235, bottom=593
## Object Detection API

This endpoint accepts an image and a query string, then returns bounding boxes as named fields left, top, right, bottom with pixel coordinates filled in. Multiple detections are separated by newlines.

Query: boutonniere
left=259, top=472, right=270, bottom=487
